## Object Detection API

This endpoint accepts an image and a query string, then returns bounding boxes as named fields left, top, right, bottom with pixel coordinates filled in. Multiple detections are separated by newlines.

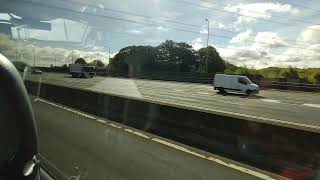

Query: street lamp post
left=108, top=47, right=111, bottom=62
left=33, top=47, right=36, bottom=67
left=70, top=50, right=74, bottom=64
left=205, top=19, right=210, bottom=73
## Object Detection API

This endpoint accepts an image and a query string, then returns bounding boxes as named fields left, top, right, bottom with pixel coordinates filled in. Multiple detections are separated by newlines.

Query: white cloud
left=208, top=21, right=240, bottom=32
left=268, top=25, right=320, bottom=68
left=156, top=26, right=169, bottom=31
left=127, top=29, right=143, bottom=35
left=274, top=25, right=320, bottom=67
left=219, top=25, right=320, bottom=68
left=218, top=23, right=226, bottom=29
left=224, top=3, right=299, bottom=24
left=230, top=29, right=252, bottom=44
left=80, top=6, right=87, bottom=12
left=191, top=38, right=204, bottom=50
left=81, top=51, right=112, bottom=64
left=200, top=0, right=215, bottom=8
left=98, top=4, right=105, bottom=9
left=219, top=31, right=288, bottom=68
left=200, top=29, right=208, bottom=34
left=297, top=25, right=320, bottom=44
left=160, top=11, right=181, bottom=19
left=218, top=45, right=271, bottom=68
left=253, top=32, right=287, bottom=49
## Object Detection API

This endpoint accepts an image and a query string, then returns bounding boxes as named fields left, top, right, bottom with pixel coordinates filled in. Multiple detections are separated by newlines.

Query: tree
left=224, top=61, right=238, bottom=74
left=108, top=46, right=158, bottom=74
left=90, top=60, right=105, bottom=68
left=12, top=61, right=30, bottom=72
left=313, top=71, right=320, bottom=83
left=196, top=46, right=225, bottom=73
left=234, top=65, right=261, bottom=76
left=74, top=58, right=87, bottom=65
left=0, top=33, right=16, bottom=60
left=281, top=66, right=300, bottom=79
left=156, top=40, right=196, bottom=72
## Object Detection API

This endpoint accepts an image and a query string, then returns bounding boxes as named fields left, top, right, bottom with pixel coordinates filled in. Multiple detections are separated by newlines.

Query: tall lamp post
left=205, top=19, right=210, bottom=73
left=33, top=46, right=36, bottom=67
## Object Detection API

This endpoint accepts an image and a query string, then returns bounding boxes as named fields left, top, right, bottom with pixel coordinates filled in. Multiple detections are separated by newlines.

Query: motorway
left=26, top=73, right=320, bottom=131
left=32, top=98, right=279, bottom=180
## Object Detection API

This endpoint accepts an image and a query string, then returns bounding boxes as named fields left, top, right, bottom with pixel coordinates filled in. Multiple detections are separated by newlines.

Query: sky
left=1, top=0, right=320, bottom=68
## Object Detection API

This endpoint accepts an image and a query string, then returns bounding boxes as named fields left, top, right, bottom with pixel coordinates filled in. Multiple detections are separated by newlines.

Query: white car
left=214, top=74, right=259, bottom=96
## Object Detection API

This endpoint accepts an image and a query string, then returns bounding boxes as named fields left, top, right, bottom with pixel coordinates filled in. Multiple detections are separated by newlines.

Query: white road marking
left=109, top=123, right=122, bottom=128
left=152, top=138, right=206, bottom=158
left=261, top=99, right=281, bottom=103
left=206, top=157, right=274, bottom=180
left=152, top=138, right=274, bottom=180
left=303, top=103, right=320, bottom=108
left=96, top=119, right=106, bottom=124
left=173, top=89, right=183, bottom=92
left=36, top=98, right=276, bottom=179
left=197, top=92, right=210, bottom=95
left=124, top=129, right=150, bottom=139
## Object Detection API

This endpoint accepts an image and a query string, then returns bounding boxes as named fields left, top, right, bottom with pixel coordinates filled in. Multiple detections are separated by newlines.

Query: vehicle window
left=2, top=0, right=320, bottom=180
left=238, top=77, right=248, bottom=85
left=83, top=66, right=94, bottom=72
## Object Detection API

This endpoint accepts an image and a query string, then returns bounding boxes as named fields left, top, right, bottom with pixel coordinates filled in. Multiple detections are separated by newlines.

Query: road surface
left=32, top=98, right=279, bottom=180
left=26, top=73, right=320, bottom=132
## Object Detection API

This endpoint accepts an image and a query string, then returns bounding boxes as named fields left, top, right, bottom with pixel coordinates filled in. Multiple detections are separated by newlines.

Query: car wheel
left=246, top=90, right=252, bottom=96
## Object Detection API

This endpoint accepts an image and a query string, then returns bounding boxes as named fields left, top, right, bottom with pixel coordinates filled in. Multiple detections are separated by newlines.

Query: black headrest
left=0, top=53, right=38, bottom=179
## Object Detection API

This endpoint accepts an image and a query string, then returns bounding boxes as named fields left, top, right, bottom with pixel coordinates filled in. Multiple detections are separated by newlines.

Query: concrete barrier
left=25, top=80, right=320, bottom=177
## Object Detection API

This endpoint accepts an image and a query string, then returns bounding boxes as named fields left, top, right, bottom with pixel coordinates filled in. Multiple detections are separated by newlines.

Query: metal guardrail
left=98, top=72, right=320, bottom=92
left=260, top=81, right=320, bottom=92
left=37, top=67, right=320, bottom=92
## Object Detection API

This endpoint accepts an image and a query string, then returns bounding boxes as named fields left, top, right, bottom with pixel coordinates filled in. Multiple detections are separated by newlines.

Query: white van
left=214, top=74, right=259, bottom=95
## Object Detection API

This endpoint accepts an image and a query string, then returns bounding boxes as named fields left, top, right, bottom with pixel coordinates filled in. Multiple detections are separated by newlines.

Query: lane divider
left=197, top=92, right=211, bottom=95
left=173, top=89, right=183, bottom=92
left=34, top=98, right=277, bottom=180
left=261, top=99, right=281, bottom=103
left=261, top=99, right=320, bottom=109
left=303, top=103, right=320, bottom=108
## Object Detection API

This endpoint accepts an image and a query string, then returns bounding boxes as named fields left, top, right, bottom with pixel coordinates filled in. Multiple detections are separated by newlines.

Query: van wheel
left=218, top=88, right=226, bottom=94
left=246, top=90, right=252, bottom=96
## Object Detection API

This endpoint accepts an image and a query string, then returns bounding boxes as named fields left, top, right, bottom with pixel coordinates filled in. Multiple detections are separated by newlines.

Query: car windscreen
left=83, top=66, right=94, bottom=72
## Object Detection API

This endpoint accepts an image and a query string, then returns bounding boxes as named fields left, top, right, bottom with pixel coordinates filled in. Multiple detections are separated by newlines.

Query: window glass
left=238, top=77, right=248, bottom=85
left=2, top=1, right=320, bottom=180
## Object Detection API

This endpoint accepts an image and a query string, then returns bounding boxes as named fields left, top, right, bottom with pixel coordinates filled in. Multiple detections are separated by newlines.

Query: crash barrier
left=38, top=67, right=320, bottom=92
left=25, top=80, right=320, bottom=178
left=260, top=81, right=320, bottom=92
left=97, top=71, right=320, bottom=92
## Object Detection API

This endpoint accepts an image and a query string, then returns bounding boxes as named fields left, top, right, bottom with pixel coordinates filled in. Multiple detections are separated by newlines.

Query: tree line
left=108, top=40, right=225, bottom=74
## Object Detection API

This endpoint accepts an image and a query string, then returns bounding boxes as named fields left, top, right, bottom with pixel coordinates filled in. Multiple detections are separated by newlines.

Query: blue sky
left=2, top=0, right=320, bottom=68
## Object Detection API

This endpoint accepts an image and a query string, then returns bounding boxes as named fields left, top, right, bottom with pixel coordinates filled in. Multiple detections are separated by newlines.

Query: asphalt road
left=26, top=73, right=320, bottom=131
left=32, top=98, right=278, bottom=180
